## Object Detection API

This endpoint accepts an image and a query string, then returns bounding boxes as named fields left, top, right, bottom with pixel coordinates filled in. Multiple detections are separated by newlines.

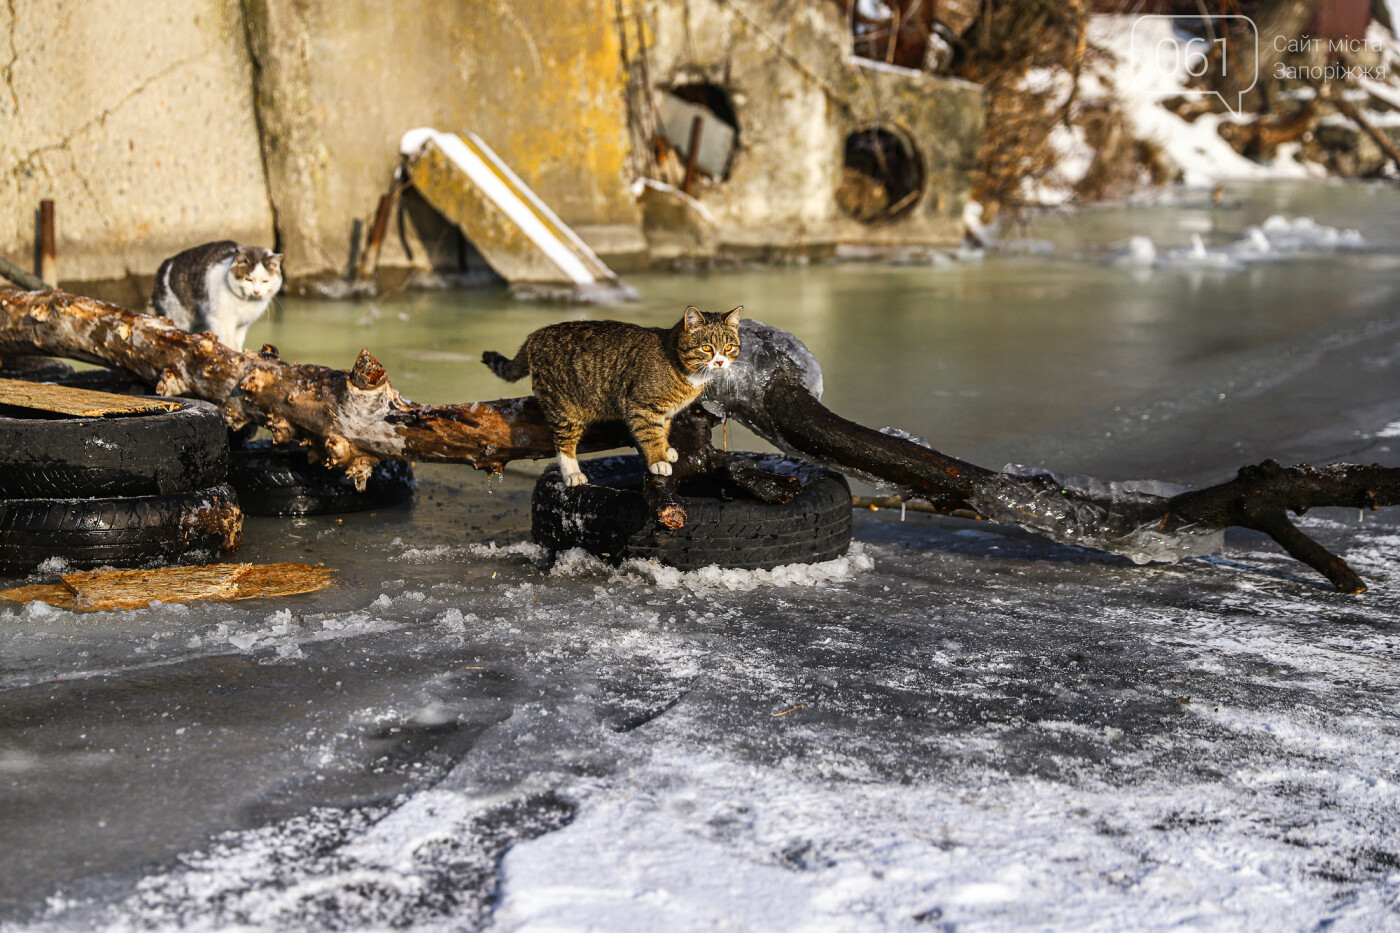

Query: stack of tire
left=0, top=396, right=241, bottom=576
left=531, top=453, right=853, bottom=571
left=227, top=439, right=414, bottom=517
left=0, top=360, right=415, bottom=523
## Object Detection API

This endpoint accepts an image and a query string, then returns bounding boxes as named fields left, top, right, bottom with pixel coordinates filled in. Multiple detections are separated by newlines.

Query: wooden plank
left=0, top=376, right=176, bottom=417
left=0, top=562, right=336, bottom=612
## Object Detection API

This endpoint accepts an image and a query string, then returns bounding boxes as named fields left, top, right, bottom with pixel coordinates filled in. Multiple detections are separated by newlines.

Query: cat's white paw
left=564, top=472, right=589, bottom=487
left=648, top=461, right=673, bottom=476
left=666, top=447, right=679, bottom=463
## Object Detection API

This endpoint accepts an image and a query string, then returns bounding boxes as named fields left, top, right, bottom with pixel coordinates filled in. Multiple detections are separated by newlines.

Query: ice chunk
left=1161, top=234, right=1241, bottom=270
left=1229, top=225, right=1281, bottom=262
left=968, top=465, right=1225, bottom=564
left=1258, top=214, right=1365, bottom=251
left=1104, top=236, right=1157, bottom=267
left=702, top=320, right=823, bottom=422
left=879, top=426, right=932, bottom=448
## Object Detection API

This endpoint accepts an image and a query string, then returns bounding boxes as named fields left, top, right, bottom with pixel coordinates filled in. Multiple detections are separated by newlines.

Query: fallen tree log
left=0, top=287, right=599, bottom=483
left=708, top=356, right=1395, bottom=594
left=1, top=288, right=1396, bottom=593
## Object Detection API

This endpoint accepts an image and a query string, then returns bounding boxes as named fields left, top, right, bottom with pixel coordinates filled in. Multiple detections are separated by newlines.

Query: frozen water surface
left=2, top=181, right=1399, bottom=930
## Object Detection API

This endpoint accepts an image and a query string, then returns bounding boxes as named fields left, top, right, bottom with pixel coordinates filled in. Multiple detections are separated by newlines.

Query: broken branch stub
left=2, top=287, right=1397, bottom=591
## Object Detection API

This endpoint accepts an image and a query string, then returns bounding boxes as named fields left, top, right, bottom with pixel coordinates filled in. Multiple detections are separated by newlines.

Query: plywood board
left=0, top=376, right=176, bottom=417
left=0, top=562, right=336, bottom=612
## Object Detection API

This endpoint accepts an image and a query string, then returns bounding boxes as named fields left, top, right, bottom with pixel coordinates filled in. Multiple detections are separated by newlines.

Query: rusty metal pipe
left=37, top=200, right=56, bottom=288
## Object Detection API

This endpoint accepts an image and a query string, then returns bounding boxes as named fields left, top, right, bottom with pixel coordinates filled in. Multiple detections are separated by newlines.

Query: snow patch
left=1089, top=17, right=1325, bottom=187
left=491, top=740, right=1400, bottom=932
left=547, top=543, right=875, bottom=593
left=389, top=538, right=548, bottom=564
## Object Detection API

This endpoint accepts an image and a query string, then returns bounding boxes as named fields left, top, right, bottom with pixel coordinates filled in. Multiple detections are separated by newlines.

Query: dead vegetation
left=952, top=0, right=1091, bottom=209
left=938, top=0, right=1397, bottom=209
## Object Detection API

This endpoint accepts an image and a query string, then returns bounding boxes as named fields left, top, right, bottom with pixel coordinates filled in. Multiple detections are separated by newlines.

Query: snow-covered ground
left=9, top=510, right=1399, bottom=931
left=2, top=182, right=1399, bottom=931
left=1029, top=15, right=1400, bottom=203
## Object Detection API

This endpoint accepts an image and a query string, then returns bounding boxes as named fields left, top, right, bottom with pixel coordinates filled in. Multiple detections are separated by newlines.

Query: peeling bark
left=0, top=288, right=595, bottom=485
left=2, top=288, right=1396, bottom=592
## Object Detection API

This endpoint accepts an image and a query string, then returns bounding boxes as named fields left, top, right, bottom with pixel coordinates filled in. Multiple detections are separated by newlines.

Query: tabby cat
left=483, top=306, right=742, bottom=486
left=149, top=241, right=283, bottom=350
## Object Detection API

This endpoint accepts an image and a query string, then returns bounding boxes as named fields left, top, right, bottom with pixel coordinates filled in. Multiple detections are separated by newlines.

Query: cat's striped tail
left=482, top=348, right=529, bottom=382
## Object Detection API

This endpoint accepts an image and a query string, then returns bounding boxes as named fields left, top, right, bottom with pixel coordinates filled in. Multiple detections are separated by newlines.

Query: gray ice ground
left=2, top=180, right=1398, bottom=930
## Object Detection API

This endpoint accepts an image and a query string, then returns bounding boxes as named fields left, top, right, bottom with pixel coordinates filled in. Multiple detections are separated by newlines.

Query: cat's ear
left=268, top=253, right=284, bottom=273
left=683, top=306, right=702, bottom=331
left=724, top=306, right=743, bottom=327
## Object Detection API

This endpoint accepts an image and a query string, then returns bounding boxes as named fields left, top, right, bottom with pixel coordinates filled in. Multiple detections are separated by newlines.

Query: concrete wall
left=0, top=0, right=643, bottom=293
left=0, top=0, right=274, bottom=290
left=643, top=0, right=983, bottom=252
left=0, top=0, right=982, bottom=296
left=245, top=0, right=643, bottom=284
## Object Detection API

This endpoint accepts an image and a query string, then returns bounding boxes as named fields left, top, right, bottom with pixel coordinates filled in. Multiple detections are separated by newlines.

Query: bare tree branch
left=2, top=288, right=1395, bottom=592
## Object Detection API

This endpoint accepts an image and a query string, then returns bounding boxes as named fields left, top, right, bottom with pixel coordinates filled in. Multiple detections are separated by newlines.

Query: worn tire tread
left=532, top=453, right=853, bottom=571
left=0, top=483, right=241, bottom=574
left=0, top=399, right=228, bottom=499
left=229, top=442, right=415, bottom=516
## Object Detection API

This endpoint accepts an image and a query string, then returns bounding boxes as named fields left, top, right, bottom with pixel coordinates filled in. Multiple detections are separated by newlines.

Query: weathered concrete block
left=0, top=0, right=274, bottom=288
left=244, top=0, right=642, bottom=283
left=641, top=0, right=984, bottom=251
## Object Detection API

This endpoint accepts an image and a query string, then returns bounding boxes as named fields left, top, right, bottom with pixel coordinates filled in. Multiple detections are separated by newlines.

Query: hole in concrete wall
left=837, top=127, right=924, bottom=224
left=654, top=83, right=739, bottom=185
left=670, top=84, right=739, bottom=139
left=399, top=189, right=501, bottom=287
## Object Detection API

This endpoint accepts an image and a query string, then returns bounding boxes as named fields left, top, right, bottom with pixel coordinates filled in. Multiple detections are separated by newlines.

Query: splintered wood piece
left=0, top=376, right=176, bottom=417
left=231, top=563, right=338, bottom=600
left=0, top=562, right=336, bottom=612
left=0, top=583, right=73, bottom=607
left=64, top=565, right=245, bottom=609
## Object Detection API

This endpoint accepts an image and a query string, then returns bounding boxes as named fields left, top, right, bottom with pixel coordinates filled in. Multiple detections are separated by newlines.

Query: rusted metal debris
left=37, top=200, right=56, bottom=290
left=0, top=562, right=336, bottom=612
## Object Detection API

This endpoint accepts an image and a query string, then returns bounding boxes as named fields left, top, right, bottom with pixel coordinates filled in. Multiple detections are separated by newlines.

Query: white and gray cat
left=149, top=241, right=283, bottom=350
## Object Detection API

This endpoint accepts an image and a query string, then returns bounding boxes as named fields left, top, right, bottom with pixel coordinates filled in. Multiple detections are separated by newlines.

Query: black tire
left=0, top=358, right=77, bottom=382
left=0, top=399, right=229, bottom=499
left=50, top=367, right=155, bottom=396
left=0, top=361, right=154, bottom=395
left=0, top=483, right=242, bottom=575
left=531, top=453, right=853, bottom=571
left=228, top=441, right=416, bottom=516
